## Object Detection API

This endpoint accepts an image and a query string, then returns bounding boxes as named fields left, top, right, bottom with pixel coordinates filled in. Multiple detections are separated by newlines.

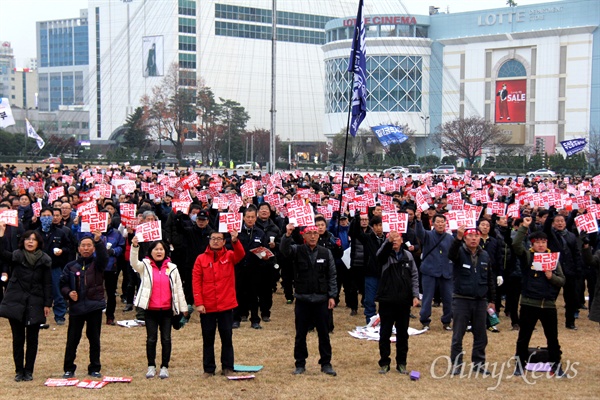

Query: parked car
left=526, top=168, right=556, bottom=178
left=40, top=156, right=62, bottom=164
left=407, top=164, right=422, bottom=173
left=236, top=162, right=260, bottom=170
left=156, top=157, right=179, bottom=167
left=383, top=166, right=408, bottom=175
left=432, top=165, right=456, bottom=174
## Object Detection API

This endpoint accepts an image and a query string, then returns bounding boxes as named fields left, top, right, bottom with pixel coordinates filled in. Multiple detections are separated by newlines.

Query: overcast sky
left=1, top=0, right=556, bottom=68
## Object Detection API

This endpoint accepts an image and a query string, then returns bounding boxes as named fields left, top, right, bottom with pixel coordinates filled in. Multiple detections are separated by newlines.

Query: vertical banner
left=495, top=79, right=526, bottom=123
left=142, top=36, right=164, bottom=77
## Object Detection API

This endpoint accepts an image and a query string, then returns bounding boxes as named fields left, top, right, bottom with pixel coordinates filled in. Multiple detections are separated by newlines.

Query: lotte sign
left=343, top=16, right=417, bottom=27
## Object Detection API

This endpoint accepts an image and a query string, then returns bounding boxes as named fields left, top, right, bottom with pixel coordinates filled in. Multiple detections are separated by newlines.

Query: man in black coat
left=543, top=209, right=582, bottom=330
left=60, top=231, right=108, bottom=378
left=280, top=224, right=337, bottom=377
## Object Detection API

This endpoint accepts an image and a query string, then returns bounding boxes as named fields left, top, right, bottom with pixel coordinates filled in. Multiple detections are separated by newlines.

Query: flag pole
left=337, top=0, right=367, bottom=230
left=336, top=90, right=354, bottom=235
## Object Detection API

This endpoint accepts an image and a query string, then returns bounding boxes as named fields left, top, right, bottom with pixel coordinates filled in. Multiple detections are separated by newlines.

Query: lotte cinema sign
left=495, top=79, right=526, bottom=124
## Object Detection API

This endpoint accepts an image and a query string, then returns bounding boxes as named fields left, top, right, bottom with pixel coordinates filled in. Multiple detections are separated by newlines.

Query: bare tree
left=142, top=63, right=196, bottom=160
left=433, top=117, right=510, bottom=167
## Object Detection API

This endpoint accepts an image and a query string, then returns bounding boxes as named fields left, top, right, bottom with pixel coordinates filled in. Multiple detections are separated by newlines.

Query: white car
left=236, top=162, right=260, bottom=170
left=383, top=166, right=408, bottom=175
left=526, top=168, right=556, bottom=178
left=432, top=165, right=456, bottom=174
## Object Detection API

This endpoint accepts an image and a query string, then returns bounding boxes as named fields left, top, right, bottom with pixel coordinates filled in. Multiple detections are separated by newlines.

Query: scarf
left=23, top=249, right=44, bottom=267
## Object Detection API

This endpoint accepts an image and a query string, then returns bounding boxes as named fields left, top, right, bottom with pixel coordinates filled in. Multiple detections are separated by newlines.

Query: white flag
left=0, top=98, right=16, bottom=128
left=26, top=118, right=45, bottom=149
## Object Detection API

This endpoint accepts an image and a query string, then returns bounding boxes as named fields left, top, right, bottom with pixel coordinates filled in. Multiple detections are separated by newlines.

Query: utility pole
left=420, top=115, right=429, bottom=164
left=269, top=0, right=277, bottom=173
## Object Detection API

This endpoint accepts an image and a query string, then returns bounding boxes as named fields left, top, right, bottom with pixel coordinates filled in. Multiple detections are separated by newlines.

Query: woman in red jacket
left=192, top=230, right=245, bottom=377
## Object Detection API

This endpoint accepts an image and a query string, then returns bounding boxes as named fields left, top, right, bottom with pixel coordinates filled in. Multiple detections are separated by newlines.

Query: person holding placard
left=512, top=217, right=566, bottom=378
left=130, top=236, right=188, bottom=379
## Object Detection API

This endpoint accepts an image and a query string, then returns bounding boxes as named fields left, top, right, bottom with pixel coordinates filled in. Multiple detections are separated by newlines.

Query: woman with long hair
left=130, top=237, right=187, bottom=379
left=0, top=225, right=52, bottom=382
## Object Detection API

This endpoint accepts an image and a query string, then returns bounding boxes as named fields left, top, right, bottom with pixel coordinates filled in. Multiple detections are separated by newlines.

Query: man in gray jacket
left=415, top=212, right=454, bottom=331
left=280, top=224, right=337, bottom=377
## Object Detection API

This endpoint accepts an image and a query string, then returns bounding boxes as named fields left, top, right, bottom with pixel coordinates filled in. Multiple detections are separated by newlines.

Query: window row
left=325, top=56, right=423, bottom=113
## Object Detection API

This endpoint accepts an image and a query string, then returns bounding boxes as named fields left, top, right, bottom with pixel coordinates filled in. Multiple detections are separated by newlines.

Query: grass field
left=0, top=288, right=598, bottom=400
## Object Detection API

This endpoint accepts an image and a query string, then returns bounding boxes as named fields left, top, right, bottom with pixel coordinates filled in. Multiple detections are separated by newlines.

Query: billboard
left=142, top=36, right=164, bottom=77
left=495, top=79, right=526, bottom=124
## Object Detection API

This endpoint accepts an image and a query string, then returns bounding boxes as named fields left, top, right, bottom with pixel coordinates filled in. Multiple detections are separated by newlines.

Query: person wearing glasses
left=192, top=230, right=245, bottom=377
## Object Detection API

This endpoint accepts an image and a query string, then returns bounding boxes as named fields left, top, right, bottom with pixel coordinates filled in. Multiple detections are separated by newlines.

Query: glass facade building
left=37, top=11, right=89, bottom=111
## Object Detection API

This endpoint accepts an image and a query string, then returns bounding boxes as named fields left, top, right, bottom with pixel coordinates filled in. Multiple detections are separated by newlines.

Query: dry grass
left=0, top=287, right=598, bottom=400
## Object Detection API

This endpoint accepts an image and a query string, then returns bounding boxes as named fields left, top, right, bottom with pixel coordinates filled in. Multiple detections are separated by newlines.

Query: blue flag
left=371, top=125, right=408, bottom=147
left=347, top=0, right=367, bottom=137
left=560, top=138, right=587, bottom=156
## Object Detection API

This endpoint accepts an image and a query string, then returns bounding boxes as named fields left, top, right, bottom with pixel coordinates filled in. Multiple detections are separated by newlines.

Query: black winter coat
left=0, top=248, right=52, bottom=325
left=59, top=240, right=108, bottom=316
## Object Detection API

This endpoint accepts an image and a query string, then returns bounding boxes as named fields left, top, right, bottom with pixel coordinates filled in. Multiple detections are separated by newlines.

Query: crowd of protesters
left=0, top=161, right=598, bottom=381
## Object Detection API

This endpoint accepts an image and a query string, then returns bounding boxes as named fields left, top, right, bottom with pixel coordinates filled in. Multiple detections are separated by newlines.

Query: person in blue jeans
left=415, top=211, right=454, bottom=331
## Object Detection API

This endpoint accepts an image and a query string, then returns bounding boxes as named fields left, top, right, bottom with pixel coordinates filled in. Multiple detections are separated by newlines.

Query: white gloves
left=497, top=276, right=504, bottom=286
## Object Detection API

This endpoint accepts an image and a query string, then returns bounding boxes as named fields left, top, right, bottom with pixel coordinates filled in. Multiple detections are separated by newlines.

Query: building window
left=498, top=59, right=526, bottom=78
left=325, top=55, right=422, bottom=114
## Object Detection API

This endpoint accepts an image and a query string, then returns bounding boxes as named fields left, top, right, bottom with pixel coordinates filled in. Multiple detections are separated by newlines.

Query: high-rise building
left=87, top=0, right=365, bottom=143
left=0, top=41, right=16, bottom=99
left=11, top=68, right=38, bottom=110
left=36, top=9, right=89, bottom=112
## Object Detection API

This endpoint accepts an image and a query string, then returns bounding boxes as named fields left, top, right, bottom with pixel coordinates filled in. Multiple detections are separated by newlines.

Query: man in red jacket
left=192, top=229, right=245, bottom=377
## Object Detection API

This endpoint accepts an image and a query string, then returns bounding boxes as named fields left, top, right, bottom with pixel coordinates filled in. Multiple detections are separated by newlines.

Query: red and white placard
left=532, top=252, right=560, bottom=271
left=575, top=213, right=599, bottom=234
left=382, top=212, right=408, bottom=233
left=218, top=212, right=243, bottom=233
left=135, top=221, right=162, bottom=242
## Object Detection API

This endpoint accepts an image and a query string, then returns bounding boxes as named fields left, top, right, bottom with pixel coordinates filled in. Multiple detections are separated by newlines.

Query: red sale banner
left=382, top=212, right=408, bottom=233
left=575, top=213, right=599, bottom=234
left=532, top=252, right=559, bottom=271
left=218, top=212, right=243, bottom=233
left=495, top=79, right=526, bottom=124
left=135, top=221, right=162, bottom=242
